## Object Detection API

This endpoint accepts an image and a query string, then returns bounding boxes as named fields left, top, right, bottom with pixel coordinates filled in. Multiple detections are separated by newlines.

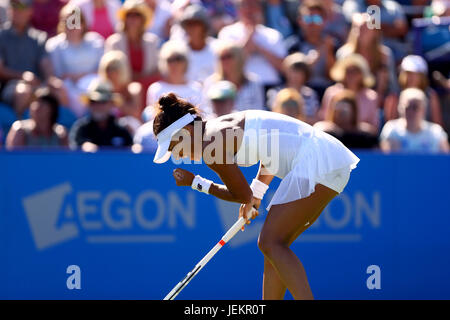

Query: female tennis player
left=152, top=93, right=359, bottom=300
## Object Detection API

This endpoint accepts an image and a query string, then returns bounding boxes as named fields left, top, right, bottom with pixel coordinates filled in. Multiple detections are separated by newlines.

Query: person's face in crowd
left=30, top=99, right=53, bottom=132
left=333, top=100, right=355, bottom=131
left=219, top=50, right=238, bottom=77
left=344, top=65, right=364, bottom=90
left=89, top=100, right=113, bottom=122
left=404, top=98, right=425, bottom=126
left=286, top=67, right=307, bottom=88
left=237, top=0, right=263, bottom=26
left=106, top=67, right=122, bottom=89
left=166, top=54, right=188, bottom=77
left=183, top=20, right=207, bottom=43
left=404, top=71, right=424, bottom=89
left=211, top=98, right=235, bottom=117
left=10, top=2, right=33, bottom=30
left=299, top=8, right=325, bottom=38
left=279, top=100, right=302, bottom=120
left=125, top=10, right=145, bottom=33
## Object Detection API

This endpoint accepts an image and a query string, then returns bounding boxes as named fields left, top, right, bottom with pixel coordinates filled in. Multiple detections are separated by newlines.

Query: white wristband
left=191, top=175, right=212, bottom=194
left=250, top=179, right=269, bottom=199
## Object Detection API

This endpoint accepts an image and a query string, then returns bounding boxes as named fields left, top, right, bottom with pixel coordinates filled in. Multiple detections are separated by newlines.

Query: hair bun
left=158, top=93, right=179, bottom=111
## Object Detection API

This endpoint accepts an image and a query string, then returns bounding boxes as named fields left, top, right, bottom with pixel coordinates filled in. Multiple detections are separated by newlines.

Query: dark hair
left=299, top=0, right=326, bottom=18
left=33, top=87, right=60, bottom=126
left=153, top=93, right=202, bottom=136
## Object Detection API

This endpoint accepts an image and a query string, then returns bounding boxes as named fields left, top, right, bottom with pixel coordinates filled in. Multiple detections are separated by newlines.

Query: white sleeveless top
left=234, top=110, right=360, bottom=207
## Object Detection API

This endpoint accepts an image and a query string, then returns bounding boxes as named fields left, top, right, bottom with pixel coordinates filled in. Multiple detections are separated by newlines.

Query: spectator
left=31, top=0, right=67, bottom=38
left=271, top=88, right=305, bottom=121
left=179, top=4, right=218, bottom=84
left=380, top=88, right=449, bottom=153
left=105, top=0, right=161, bottom=100
left=203, top=41, right=265, bottom=112
left=218, top=0, right=286, bottom=89
left=285, top=0, right=336, bottom=99
left=267, top=53, right=320, bottom=124
left=46, top=3, right=105, bottom=118
left=322, top=0, right=349, bottom=47
left=98, top=50, right=143, bottom=120
left=384, top=55, right=444, bottom=126
left=71, top=0, right=121, bottom=40
left=143, top=40, right=206, bottom=121
left=337, top=13, right=399, bottom=109
left=200, top=0, right=237, bottom=37
left=206, top=80, right=237, bottom=117
left=314, top=89, right=379, bottom=149
left=342, top=0, right=409, bottom=62
left=6, top=87, right=68, bottom=149
left=411, top=1, right=450, bottom=76
left=263, top=0, right=294, bottom=39
left=69, top=79, right=133, bottom=151
left=320, top=53, right=379, bottom=131
left=0, top=0, right=52, bottom=118
left=145, top=0, right=173, bottom=41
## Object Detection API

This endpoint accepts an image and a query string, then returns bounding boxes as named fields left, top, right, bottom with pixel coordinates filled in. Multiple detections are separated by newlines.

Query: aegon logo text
left=22, top=182, right=196, bottom=250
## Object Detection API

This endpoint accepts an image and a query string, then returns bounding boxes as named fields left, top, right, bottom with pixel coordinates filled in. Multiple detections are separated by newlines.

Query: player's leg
left=258, top=184, right=338, bottom=300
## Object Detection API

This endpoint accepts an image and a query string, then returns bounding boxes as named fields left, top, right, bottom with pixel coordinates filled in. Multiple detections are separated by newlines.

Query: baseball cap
left=207, top=81, right=237, bottom=101
left=401, top=55, right=428, bottom=74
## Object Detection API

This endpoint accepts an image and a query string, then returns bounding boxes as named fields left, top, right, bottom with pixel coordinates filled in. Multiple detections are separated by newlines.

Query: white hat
left=153, top=113, right=196, bottom=163
left=401, top=55, right=428, bottom=74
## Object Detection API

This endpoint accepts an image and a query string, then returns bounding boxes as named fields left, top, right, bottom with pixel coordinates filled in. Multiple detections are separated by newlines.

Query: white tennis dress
left=234, top=110, right=360, bottom=210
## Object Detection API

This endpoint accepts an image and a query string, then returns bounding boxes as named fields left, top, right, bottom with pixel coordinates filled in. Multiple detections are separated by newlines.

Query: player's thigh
left=260, top=184, right=337, bottom=246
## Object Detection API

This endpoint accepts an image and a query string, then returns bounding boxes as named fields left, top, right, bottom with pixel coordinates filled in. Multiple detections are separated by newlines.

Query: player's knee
left=258, top=232, right=284, bottom=258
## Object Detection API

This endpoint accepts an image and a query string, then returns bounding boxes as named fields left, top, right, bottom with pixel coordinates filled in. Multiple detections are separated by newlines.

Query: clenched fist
left=173, top=168, right=195, bottom=187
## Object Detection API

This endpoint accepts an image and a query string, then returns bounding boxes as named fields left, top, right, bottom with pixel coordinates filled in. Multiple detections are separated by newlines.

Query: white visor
left=153, top=113, right=196, bottom=163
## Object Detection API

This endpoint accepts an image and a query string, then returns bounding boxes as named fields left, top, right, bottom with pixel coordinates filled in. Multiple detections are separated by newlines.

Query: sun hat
left=179, top=4, right=210, bottom=30
left=330, top=53, right=375, bottom=88
left=117, top=0, right=153, bottom=28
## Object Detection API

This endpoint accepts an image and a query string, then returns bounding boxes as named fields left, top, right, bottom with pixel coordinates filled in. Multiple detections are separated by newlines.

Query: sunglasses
left=167, top=55, right=186, bottom=64
left=302, top=14, right=324, bottom=25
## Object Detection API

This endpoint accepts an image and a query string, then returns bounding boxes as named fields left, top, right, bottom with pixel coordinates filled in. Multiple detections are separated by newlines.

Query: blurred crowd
left=0, top=0, right=449, bottom=154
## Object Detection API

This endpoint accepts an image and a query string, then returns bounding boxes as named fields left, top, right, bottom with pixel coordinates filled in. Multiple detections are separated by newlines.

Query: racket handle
left=221, top=207, right=256, bottom=243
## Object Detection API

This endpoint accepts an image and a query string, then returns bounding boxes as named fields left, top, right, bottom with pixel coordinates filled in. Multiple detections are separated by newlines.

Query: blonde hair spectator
left=272, top=88, right=305, bottom=121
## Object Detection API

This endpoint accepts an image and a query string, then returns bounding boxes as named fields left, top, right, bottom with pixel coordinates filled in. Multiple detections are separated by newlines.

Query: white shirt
left=147, top=0, right=173, bottom=40
left=186, top=38, right=219, bottom=84
left=134, top=120, right=158, bottom=152
left=218, top=22, right=286, bottom=85
left=380, top=118, right=448, bottom=153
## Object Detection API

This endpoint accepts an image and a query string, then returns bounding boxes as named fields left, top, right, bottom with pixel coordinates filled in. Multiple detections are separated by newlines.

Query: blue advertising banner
left=0, top=151, right=449, bottom=299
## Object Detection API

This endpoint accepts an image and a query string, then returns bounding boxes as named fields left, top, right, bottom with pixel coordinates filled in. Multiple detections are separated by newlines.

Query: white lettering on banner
left=215, top=191, right=382, bottom=247
left=168, top=191, right=195, bottom=228
left=22, top=183, right=196, bottom=250
left=78, top=192, right=102, bottom=230
left=102, top=191, right=132, bottom=230
left=135, top=191, right=165, bottom=230
left=366, top=265, right=381, bottom=290
left=66, top=265, right=81, bottom=290
left=355, top=192, right=381, bottom=227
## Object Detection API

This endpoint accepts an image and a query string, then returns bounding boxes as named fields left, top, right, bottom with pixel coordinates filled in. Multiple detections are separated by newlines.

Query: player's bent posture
left=153, top=93, right=359, bottom=300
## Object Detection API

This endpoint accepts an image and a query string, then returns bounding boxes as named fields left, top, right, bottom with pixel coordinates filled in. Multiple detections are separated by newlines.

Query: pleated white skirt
left=266, top=129, right=359, bottom=211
